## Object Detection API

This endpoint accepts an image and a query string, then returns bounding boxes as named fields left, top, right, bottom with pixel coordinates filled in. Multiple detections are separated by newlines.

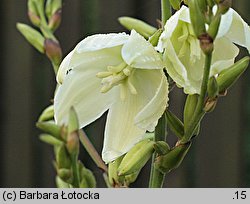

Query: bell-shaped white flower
left=54, top=30, right=169, bottom=163
left=157, top=6, right=250, bottom=94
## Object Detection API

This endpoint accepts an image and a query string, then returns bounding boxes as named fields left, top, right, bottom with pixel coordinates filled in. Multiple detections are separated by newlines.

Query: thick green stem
left=181, top=53, right=212, bottom=143
left=161, top=0, right=171, bottom=26
left=149, top=113, right=167, bottom=188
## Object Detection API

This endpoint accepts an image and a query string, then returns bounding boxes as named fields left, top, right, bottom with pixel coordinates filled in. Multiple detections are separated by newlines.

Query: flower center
left=96, top=62, right=137, bottom=100
left=177, top=23, right=201, bottom=64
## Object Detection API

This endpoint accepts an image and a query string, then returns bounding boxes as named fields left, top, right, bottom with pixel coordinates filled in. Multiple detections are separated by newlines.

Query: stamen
left=120, top=83, right=127, bottom=101
left=96, top=71, right=112, bottom=78
left=123, top=66, right=132, bottom=76
left=100, top=84, right=112, bottom=93
left=107, top=62, right=127, bottom=73
left=128, top=79, right=137, bottom=95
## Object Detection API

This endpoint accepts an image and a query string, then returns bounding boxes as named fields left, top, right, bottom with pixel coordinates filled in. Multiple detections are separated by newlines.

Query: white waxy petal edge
left=54, top=48, right=123, bottom=128
left=76, top=32, right=129, bottom=53
left=57, top=51, right=74, bottom=84
left=102, top=69, right=168, bottom=163
left=134, top=70, right=169, bottom=131
left=122, top=30, right=164, bottom=69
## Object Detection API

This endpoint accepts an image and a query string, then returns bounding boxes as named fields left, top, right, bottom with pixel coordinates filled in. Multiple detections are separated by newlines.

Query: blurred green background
left=0, top=0, right=249, bottom=187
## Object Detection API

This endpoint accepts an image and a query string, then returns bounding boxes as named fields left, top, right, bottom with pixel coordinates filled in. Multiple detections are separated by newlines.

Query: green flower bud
left=154, top=141, right=170, bottom=155
left=218, top=0, right=232, bottom=14
left=118, top=17, right=157, bottom=39
left=124, top=171, right=140, bottom=186
left=79, top=162, right=96, bottom=188
left=56, top=145, right=71, bottom=169
left=197, top=0, right=208, bottom=13
left=45, top=0, right=62, bottom=20
left=149, top=29, right=163, bottom=47
left=108, top=156, right=125, bottom=186
left=207, top=13, right=222, bottom=39
left=39, top=134, right=63, bottom=146
left=17, top=23, right=45, bottom=53
left=38, top=105, right=54, bottom=122
left=155, top=142, right=191, bottom=174
left=217, top=56, right=250, bottom=92
left=36, top=120, right=61, bottom=139
left=169, top=0, right=182, bottom=10
left=44, top=39, right=62, bottom=66
left=68, top=107, right=79, bottom=134
left=184, top=94, right=198, bottom=132
left=118, top=139, right=155, bottom=176
left=56, top=176, right=71, bottom=188
left=206, top=0, right=215, bottom=7
left=204, top=98, right=217, bottom=112
left=48, top=9, right=62, bottom=31
left=207, top=76, right=219, bottom=98
left=58, top=168, right=73, bottom=182
left=189, top=0, right=206, bottom=37
left=166, top=110, right=184, bottom=139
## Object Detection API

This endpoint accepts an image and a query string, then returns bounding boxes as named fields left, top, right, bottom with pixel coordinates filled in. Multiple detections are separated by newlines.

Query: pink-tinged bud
left=44, top=39, right=62, bottom=66
left=198, top=33, right=214, bottom=54
left=48, top=9, right=62, bottom=31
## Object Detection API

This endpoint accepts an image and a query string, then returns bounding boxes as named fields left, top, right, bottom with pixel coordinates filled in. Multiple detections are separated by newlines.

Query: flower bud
left=36, top=120, right=61, bottom=139
left=207, top=76, right=219, bottom=98
left=197, top=0, right=208, bottom=13
left=58, top=168, right=73, bottom=183
left=207, top=13, right=221, bottom=39
left=154, top=141, right=170, bottom=155
left=124, top=171, right=140, bottom=186
left=56, top=145, right=71, bottom=169
left=38, top=105, right=54, bottom=122
left=204, top=98, right=217, bottom=112
left=108, top=156, right=125, bottom=186
left=118, top=17, right=157, bottom=39
left=68, top=107, right=79, bottom=134
left=149, top=29, right=163, bottom=47
left=17, top=23, right=45, bottom=53
left=169, top=0, right=182, bottom=10
left=166, top=110, right=184, bottom=139
left=39, top=134, right=63, bottom=146
left=44, top=39, right=62, bottom=66
left=27, top=0, right=41, bottom=26
left=56, top=176, right=71, bottom=188
left=206, top=0, right=215, bottom=7
left=189, top=0, right=206, bottom=37
left=46, top=0, right=62, bottom=19
left=217, top=56, right=250, bottom=92
left=118, top=139, right=155, bottom=176
left=79, top=163, right=96, bottom=188
left=155, top=142, right=191, bottom=174
left=184, top=94, right=198, bottom=131
left=48, top=9, right=62, bottom=31
left=67, top=132, right=79, bottom=156
left=218, top=0, right=232, bottom=14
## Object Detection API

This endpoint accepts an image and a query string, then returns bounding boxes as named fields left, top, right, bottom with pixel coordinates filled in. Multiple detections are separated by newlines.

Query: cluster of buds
left=17, top=0, right=62, bottom=72
left=37, top=107, right=96, bottom=188
left=108, top=138, right=155, bottom=187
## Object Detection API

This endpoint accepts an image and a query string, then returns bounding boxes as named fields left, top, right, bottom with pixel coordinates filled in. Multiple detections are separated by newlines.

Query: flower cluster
left=54, top=5, right=250, bottom=163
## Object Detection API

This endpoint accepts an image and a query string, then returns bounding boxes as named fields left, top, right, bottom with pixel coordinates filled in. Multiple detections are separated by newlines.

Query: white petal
left=217, top=8, right=233, bottom=38
left=102, top=69, right=167, bottom=162
left=54, top=48, right=122, bottom=128
left=223, top=8, right=250, bottom=53
left=76, top=33, right=129, bottom=53
left=122, top=30, right=164, bottom=69
left=157, top=6, right=189, bottom=52
left=134, top=71, right=169, bottom=131
left=210, top=37, right=239, bottom=76
left=57, top=51, right=74, bottom=84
